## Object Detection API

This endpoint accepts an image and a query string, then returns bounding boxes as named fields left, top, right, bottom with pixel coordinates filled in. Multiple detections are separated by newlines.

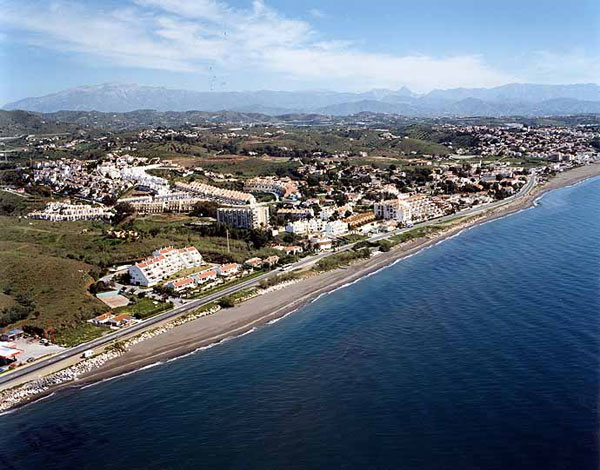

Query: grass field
left=0, top=211, right=279, bottom=337
left=0, top=239, right=108, bottom=333
left=114, top=297, right=172, bottom=320
left=53, top=322, right=108, bottom=347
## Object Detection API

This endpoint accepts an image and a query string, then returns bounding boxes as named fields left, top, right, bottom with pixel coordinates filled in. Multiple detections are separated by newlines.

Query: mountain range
left=4, top=83, right=600, bottom=117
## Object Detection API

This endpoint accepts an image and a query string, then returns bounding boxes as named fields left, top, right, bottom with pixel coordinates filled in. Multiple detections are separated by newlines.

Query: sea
left=0, top=176, right=598, bottom=470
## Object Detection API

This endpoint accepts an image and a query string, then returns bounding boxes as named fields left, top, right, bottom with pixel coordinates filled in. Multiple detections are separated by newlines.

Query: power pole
left=226, top=228, right=230, bottom=253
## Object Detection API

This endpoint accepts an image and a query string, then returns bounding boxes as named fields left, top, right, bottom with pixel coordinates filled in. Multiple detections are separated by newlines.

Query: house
left=263, top=255, right=280, bottom=267
left=89, top=313, right=114, bottom=326
left=0, top=329, right=25, bottom=342
left=310, top=238, right=333, bottom=251
left=193, top=269, right=218, bottom=284
left=273, top=245, right=304, bottom=256
left=107, top=314, right=134, bottom=327
left=166, top=277, right=196, bottom=292
left=244, top=257, right=263, bottom=269
left=217, top=263, right=240, bottom=277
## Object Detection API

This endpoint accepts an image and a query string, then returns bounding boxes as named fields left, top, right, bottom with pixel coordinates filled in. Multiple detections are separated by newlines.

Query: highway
left=0, top=175, right=536, bottom=389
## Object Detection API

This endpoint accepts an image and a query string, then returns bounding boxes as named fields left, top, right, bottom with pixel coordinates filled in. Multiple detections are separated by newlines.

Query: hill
left=0, top=110, right=81, bottom=137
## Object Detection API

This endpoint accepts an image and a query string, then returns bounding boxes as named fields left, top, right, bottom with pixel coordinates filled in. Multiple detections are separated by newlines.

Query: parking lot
left=12, top=337, right=65, bottom=364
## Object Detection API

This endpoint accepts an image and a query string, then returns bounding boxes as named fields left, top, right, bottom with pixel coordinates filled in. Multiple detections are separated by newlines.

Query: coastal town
left=0, top=110, right=599, bottom=410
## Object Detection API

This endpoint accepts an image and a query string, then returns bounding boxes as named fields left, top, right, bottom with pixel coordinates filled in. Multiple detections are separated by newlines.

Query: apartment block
left=216, top=206, right=269, bottom=229
left=176, top=181, right=256, bottom=206
left=128, top=246, right=204, bottom=287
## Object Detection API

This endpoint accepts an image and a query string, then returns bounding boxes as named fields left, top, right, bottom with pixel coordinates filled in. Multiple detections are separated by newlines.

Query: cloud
left=1, top=0, right=519, bottom=91
left=308, top=8, right=326, bottom=19
left=526, top=51, right=600, bottom=85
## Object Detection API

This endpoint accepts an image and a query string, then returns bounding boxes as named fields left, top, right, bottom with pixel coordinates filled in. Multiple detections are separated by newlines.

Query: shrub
left=218, top=296, right=235, bottom=308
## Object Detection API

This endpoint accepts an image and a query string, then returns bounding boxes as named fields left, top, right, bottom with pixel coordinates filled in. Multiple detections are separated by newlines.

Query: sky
left=0, top=0, right=599, bottom=103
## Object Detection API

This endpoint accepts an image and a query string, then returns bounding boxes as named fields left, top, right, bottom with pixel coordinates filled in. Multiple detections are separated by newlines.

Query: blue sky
left=1, top=0, right=599, bottom=103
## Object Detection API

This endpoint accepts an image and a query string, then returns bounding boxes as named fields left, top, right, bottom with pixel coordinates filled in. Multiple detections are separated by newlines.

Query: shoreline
left=3, top=163, right=600, bottom=412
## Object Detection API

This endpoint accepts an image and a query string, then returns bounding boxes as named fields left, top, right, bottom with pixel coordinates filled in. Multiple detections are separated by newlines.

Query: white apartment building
left=374, top=199, right=406, bottom=222
left=374, top=196, right=444, bottom=224
left=217, top=263, right=240, bottom=276
left=128, top=246, right=204, bottom=287
left=244, top=176, right=300, bottom=198
left=216, top=206, right=269, bottom=229
left=176, top=181, right=256, bottom=206
left=28, top=202, right=113, bottom=222
left=285, top=218, right=348, bottom=237
left=127, top=198, right=205, bottom=214
left=285, top=218, right=323, bottom=234
left=277, top=208, right=314, bottom=220
left=323, top=220, right=349, bottom=237
left=119, top=166, right=171, bottom=195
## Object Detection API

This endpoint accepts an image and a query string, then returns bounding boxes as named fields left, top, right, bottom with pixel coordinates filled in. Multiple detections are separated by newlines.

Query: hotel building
left=216, top=206, right=270, bottom=229
left=128, top=246, right=204, bottom=287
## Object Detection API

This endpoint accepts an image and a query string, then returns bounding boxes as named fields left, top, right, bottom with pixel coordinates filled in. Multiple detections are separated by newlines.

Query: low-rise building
left=323, top=220, right=349, bottom=237
left=244, top=257, right=263, bottom=269
left=193, top=269, right=218, bottom=284
left=108, top=314, right=134, bottom=327
left=344, top=212, right=376, bottom=229
left=273, top=245, right=304, bottom=255
left=277, top=208, right=314, bottom=220
left=217, top=263, right=240, bottom=277
left=310, top=237, right=333, bottom=251
left=166, top=277, right=196, bottom=292
left=244, top=176, right=300, bottom=198
left=374, top=196, right=443, bottom=224
left=264, top=255, right=280, bottom=266
left=28, top=202, right=113, bottom=222
left=176, top=181, right=256, bottom=206
left=89, top=313, right=113, bottom=326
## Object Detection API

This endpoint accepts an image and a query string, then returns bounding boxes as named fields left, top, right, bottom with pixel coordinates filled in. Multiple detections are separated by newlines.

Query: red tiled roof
left=173, top=278, right=194, bottom=287
left=197, top=269, right=217, bottom=279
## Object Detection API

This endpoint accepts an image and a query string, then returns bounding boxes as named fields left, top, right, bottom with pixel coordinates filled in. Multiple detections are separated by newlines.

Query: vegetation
left=218, top=296, right=236, bottom=308
left=114, top=297, right=172, bottom=320
left=54, top=323, right=107, bottom=347
left=258, top=272, right=299, bottom=289
left=0, top=234, right=107, bottom=335
left=315, top=248, right=371, bottom=272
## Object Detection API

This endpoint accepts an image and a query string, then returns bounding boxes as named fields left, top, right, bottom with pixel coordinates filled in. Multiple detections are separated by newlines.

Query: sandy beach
left=75, top=163, right=600, bottom=386
left=3, top=163, right=600, bottom=409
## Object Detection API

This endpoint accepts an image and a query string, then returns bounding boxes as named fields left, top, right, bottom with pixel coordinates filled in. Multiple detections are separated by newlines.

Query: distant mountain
left=4, top=83, right=600, bottom=117
left=424, top=83, right=600, bottom=103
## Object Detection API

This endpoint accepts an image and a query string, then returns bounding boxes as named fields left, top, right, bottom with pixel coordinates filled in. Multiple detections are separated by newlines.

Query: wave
left=0, top=391, right=57, bottom=416
left=79, top=361, right=164, bottom=389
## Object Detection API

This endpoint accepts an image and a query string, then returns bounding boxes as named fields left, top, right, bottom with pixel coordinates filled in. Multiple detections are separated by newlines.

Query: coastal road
left=0, top=175, right=537, bottom=390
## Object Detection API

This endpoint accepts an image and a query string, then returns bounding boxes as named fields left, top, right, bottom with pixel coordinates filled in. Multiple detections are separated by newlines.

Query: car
left=26, top=357, right=35, bottom=363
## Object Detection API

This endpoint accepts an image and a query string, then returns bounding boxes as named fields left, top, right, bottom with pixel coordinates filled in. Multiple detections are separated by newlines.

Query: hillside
left=0, top=110, right=81, bottom=137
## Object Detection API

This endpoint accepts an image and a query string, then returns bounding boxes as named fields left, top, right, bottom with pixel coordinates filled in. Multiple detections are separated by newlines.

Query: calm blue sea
left=1, top=177, right=599, bottom=470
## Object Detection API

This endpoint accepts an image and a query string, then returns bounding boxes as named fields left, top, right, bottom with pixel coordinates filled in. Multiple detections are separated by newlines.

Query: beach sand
left=73, top=163, right=600, bottom=387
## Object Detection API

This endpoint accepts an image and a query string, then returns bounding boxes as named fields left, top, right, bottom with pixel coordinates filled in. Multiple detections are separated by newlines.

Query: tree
left=113, top=202, right=135, bottom=225
left=190, top=201, right=220, bottom=218
left=218, top=296, right=235, bottom=308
